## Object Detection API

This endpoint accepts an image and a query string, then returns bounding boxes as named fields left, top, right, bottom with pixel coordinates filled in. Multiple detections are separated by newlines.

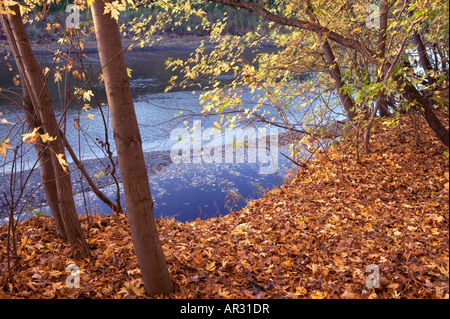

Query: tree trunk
left=1, top=13, right=67, bottom=239
left=305, top=2, right=357, bottom=121
left=376, top=0, right=390, bottom=117
left=412, top=31, right=433, bottom=73
left=23, top=87, right=67, bottom=239
left=1, top=5, right=90, bottom=259
left=396, top=72, right=449, bottom=147
left=320, top=38, right=357, bottom=121
left=91, top=0, right=173, bottom=296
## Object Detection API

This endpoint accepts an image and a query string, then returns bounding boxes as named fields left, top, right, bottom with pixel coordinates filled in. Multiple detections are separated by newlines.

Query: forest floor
left=0, top=109, right=448, bottom=299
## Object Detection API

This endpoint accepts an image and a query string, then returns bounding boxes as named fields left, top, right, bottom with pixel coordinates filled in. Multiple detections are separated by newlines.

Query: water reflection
left=0, top=47, right=294, bottom=222
left=74, top=152, right=292, bottom=223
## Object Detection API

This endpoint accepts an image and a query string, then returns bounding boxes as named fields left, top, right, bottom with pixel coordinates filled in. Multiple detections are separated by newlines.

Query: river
left=0, top=45, right=294, bottom=223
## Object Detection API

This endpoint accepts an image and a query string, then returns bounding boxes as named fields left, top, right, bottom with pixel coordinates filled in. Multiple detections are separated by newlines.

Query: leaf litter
left=0, top=111, right=448, bottom=299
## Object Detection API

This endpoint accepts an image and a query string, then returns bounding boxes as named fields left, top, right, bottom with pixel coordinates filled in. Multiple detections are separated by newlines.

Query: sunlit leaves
left=82, top=104, right=92, bottom=112
left=0, top=0, right=18, bottom=14
left=22, top=127, right=57, bottom=145
left=0, top=112, right=13, bottom=125
left=0, top=139, right=13, bottom=157
left=40, top=133, right=57, bottom=143
left=22, top=127, right=41, bottom=145
left=53, top=70, right=62, bottom=83
left=55, top=153, right=69, bottom=173
left=74, top=88, right=94, bottom=102
left=82, top=90, right=94, bottom=102
left=103, top=0, right=128, bottom=22
left=20, top=127, right=70, bottom=173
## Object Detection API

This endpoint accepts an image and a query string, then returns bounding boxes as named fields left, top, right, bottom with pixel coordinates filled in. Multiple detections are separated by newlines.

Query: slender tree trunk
left=1, top=13, right=67, bottom=239
left=23, top=87, right=67, bottom=239
left=394, top=71, right=449, bottom=147
left=305, top=2, right=356, bottom=121
left=2, top=5, right=90, bottom=259
left=91, top=0, right=173, bottom=296
left=435, top=45, right=448, bottom=80
left=376, top=0, right=390, bottom=117
left=320, top=39, right=357, bottom=120
left=412, top=31, right=433, bottom=73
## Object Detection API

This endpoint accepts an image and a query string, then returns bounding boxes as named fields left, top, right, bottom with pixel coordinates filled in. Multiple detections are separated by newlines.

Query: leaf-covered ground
left=0, top=111, right=448, bottom=299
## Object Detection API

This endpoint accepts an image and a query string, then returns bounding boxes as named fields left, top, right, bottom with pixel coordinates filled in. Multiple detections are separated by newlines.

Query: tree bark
left=411, top=32, right=433, bottom=73
left=91, top=0, right=173, bottom=296
left=406, top=6, right=434, bottom=75
left=318, top=38, right=357, bottom=121
left=394, top=71, right=449, bottom=147
left=1, top=5, right=90, bottom=259
left=305, top=2, right=356, bottom=121
left=376, top=0, right=390, bottom=117
left=1, top=13, right=67, bottom=239
left=23, top=87, right=67, bottom=239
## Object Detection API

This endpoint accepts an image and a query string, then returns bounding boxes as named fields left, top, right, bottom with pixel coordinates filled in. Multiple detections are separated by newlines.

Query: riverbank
left=33, top=34, right=214, bottom=55
left=2, top=32, right=275, bottom=57
left=0, top=110, right=448, bottom=298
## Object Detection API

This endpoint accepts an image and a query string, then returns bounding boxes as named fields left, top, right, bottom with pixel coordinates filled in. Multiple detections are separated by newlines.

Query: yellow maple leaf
left=0, top=139, right=13, bottom=157
left=104, top=1, right=126, bottom=22
left=56, top=153, right=69, bottom=173
left=54, top=70, right=62, bottom=83
left=82, top=104, right=92, bottom=112
left=22, top=127, right=40, bottom=145
left=40, top=133, right=57, bottom=143
left=82, top=90, right=94, bottom=102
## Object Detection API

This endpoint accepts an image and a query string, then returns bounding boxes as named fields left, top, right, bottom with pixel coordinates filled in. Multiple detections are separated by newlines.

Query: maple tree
left=90, top=0, right=174, bottom=296
left=1, top=3, right=91, bottom=259
left=163, top=0, right=449, bottom=153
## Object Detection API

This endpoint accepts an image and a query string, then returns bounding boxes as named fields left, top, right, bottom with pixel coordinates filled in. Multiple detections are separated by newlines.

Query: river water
left=0, top=46, right=295, bottom=222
